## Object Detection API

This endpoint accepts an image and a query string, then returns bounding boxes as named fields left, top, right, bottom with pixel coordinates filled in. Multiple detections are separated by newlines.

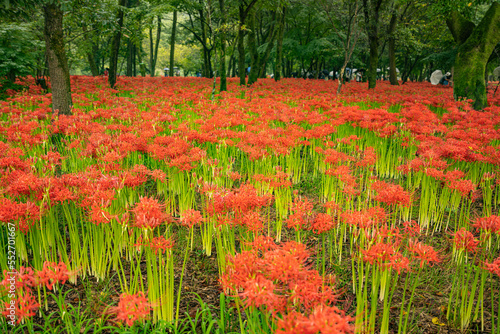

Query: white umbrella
left=430, top=70, right=443, bottom=85
left=493, top=66, right=500, bottom=81
left=386, top=67, right=400, bottom=73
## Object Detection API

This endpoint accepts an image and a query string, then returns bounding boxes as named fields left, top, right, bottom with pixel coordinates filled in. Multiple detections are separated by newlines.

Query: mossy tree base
left=446, top=3, right=500, bottom=110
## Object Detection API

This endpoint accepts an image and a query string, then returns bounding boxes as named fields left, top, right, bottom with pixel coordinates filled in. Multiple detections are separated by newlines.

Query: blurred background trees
left=1, top=0, right=499, bottom=109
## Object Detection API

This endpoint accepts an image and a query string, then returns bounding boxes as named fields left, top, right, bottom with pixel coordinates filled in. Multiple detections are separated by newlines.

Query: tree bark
left=169, top=11, right=177, bottom=77
left=388, top=4, right=398, bottom=85
left=219, top=0, right=227, bottom=91
left=274, top=7, right=286, bottom=81
left=238, top=0, right=259, bottom=86
left=258, top=11, right=279, bottom=79
left=446, top=3, right=500, bottom=110
left=109, top=0, right=126, bottom=88
left=127, top=39, right=134, bottom=76
left=363, top=0, right=384, bottom=89
left=43, top=2, right=72, bottom=115
left=149, top=16, right=162, bottom=77
left=247, top=10, right=259, bottom=85
left=248, top=10, right=278, bottom=85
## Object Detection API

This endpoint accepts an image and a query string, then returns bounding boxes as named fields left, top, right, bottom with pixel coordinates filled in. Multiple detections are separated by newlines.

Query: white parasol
left=493, top=66, right=500, bottom=81
left=430, top=70, right=443, bottom=85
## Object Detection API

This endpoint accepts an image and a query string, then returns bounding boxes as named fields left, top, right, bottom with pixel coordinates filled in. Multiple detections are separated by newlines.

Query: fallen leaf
left=432, top=317, right=445, bottom=326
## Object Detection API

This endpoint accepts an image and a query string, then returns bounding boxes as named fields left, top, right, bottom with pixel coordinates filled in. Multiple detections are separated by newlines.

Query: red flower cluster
left=113, top=291, right=151, bottom=326
left=221, top=237, right=350, bottom=326
left=371, top=180, right=411, bottom=207
left=131, top=196, right=169, bottom=230
left=0, top=261, right=72, bottom=324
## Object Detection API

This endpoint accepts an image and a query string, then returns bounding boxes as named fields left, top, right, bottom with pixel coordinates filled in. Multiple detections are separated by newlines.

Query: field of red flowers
left=1, top=76, right=500, bottom=333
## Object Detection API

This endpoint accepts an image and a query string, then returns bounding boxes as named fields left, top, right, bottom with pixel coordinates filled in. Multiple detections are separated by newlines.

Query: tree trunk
left=274, top=7, right=286, bottom=81
left=169, top=11, right=177, bottom=77
left=109, top=0, right=126, bottom=88
left=43, top=2, right=72, bottom=115
left=82, top=25, right=99, bottom=76
left=258, top=12, right=279, bottom=79
left=248, top=10, right=278, bottom=85
left=388, top=5, right=398, bottom=85
left=238, top=6, right=247, bottom=85
left=446, top=3, right=500, bottom=110
left=363, top=0, right=384, bottom=89
left=127, top=39, right=133, bottom=76
left=153, top=16, right=161, bottom=76
left=247, top=10, right=259, bottom=85
left=219, top=0, right=227, bottom=91
left=137, top=43, right=146, bottom=77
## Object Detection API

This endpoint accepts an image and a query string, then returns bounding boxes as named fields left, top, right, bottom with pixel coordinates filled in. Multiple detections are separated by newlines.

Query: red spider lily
left=88, top=204, right=117, bottom=225
left=341, top=206, right=386, bottom=229
left=0, top=267, right=36, bottom=291
left=362, top=243, right=410, bottom=273
left=112, top=291, right=151, bottom=327
left=1, top=290, right=39, bottom=324
left=375, top=225, right=403, bottom=245
left=452, top=228, right=479, bottom=253
left=286, top=197, right=314, bottom=230
left=473, top=215, right=500, bottom=235
left=35, top=261, right=70, bottom=290
left=371, top=180, right=411, bottom=207
left=131, top=196, right=169, bottom=230
left=484, top=257, right=500, bottom=277
left=239, top=275, right=285, bottom=312
left=323, top=201, right=341, bottom=214
left=407, top=239, right=441, bottom=268
left=180, top=209, right=204, bottom=228
left=309, top=305, right=354, bottom=333
left=276, top=306, right=354, bottom=334
left=310, top=213, right=337, bottom=234
left=136, top=235, right=175, bottom=255
left=322, top=148, right=354, bottom=165
left=0, top=198, right=40, bottom=234
left=221, top=239, right=340, bottom=316
left=239, top=210, right=265, bottom=233
left=403, top=220, right=421, bottom=237
left=446, top=178, right=476, bottom=197
left=356, top=146, right=377, bottom=167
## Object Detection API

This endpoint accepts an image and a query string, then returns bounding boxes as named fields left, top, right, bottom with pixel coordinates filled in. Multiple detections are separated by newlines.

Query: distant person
left=439, top=72, right=452, bottom=85
left=104, top=68, right=109, bottom=76
left=164, top=67, right=169, bottom=77
left=356, top=71, right=363, bottom=82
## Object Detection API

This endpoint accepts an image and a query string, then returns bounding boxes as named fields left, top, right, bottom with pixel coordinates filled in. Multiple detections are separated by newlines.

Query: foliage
left=0, top=23, right=43, bottom=82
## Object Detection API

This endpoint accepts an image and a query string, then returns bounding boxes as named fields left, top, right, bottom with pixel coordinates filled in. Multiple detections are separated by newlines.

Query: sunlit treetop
left=430, top=0, right=496, bottom=20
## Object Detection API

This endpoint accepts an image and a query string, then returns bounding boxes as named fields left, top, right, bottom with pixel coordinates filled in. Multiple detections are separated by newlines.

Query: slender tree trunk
left=169, top=10, right=178, bottom=77
left=388, top=5, right=399, bottom=85
left=446, top=3, right=500, bottom=110
left=109, top=0, right=126, bottom=88
left=43, top=2, right=72, bottom=115
left=232, top=55, right=237, bottom=77
left=258, top=12, right=279, bottom=79
left=219, top=0, right=227, bottom=91
left=275, top=7, right=286, bottom=81
left=137, top=43, right=146, bottom=77
left=133, top=44, right=136, bottom=76
left=127, top=39, right=133, bottom=76
left=148, top=16, right=162, bottom=77
left=238, top=5, right=247, bottom=85
left=247, top=10, right=259, bottom=85
left=363, top=0, right=383, bottom=89
left=228, top=55, right=234, bottom=77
